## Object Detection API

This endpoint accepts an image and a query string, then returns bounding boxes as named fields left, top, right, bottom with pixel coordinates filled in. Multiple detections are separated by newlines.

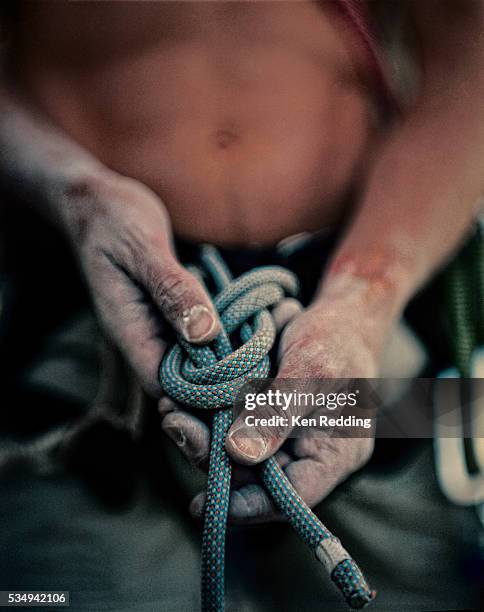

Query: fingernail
left=182, top=305, right=217, bottom=343
left=164, top=425, right=186, bottom=448
left=227, top=428, right=267, bottom=463
left=158, top=397, right=177, bottom=417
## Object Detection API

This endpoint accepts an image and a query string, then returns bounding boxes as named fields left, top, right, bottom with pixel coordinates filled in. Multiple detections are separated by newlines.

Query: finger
left=286, top=436, right=374, bottom=507
left=190, top=449, right=290, bottom=523
left=137, top=247, right=221, bottom=344
left=159, top=395, right=267, bottom=481
left=162, top=410, right=211, bottom=468
left=274, top=449, right=292, bottom=469
left=189, top=491, right=206, bottom=519
left=226, top=356, right=318, bottom=465
left=284, top=458, right=344, bottom=508
left=225, top=397, right=302, bottom=466
left=228, top=484, right=281, bottom=524
left=190, top=484, right=282, bottom=525
left=227, top=450, right=292, bottom=522
left=158, top=396, right=178, bottom=417
left=272, top=297, right=303, bottom=333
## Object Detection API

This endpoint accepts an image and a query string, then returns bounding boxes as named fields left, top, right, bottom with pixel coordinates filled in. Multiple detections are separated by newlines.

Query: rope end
left=315, top=539, right=375, bottom=609
left=347, top=590, right=377, bottom=610
left=331, top=557, right=375, bottom=609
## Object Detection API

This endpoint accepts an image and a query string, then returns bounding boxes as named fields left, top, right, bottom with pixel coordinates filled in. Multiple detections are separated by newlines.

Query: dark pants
left=0, top=210, right=481, bottom=611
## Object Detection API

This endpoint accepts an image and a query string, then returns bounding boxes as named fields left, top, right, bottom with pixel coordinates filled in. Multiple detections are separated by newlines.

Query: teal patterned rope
left=160, top=245, right=375, bottom=611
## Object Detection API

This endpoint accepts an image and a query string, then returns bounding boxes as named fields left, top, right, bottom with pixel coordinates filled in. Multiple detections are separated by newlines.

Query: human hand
left=59, top=172, right=221, bottom=396
left=161, top=271, right=396, bottom=522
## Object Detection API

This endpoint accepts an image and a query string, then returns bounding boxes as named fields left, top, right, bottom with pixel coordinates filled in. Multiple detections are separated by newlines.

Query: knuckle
left=155, top=268, right=193, bottom=316
left=253, top=402, right=291, bottom=442
left=60, top=177, right=103, bottom=240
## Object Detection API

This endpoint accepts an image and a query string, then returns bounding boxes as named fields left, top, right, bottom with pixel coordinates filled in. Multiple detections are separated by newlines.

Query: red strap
left=334, top=0, right=401, bottom=115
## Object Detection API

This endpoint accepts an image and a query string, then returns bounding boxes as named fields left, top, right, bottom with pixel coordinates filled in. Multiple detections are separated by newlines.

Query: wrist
left=315, top=248, right=416, bottom=327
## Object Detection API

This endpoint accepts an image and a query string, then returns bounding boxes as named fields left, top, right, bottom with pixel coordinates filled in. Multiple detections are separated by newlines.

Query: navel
left=214, top=128, right=239, bottom=149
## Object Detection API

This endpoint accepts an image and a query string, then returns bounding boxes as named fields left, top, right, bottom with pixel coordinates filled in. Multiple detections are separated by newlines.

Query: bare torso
left=10, top=1, right=380, bottom=245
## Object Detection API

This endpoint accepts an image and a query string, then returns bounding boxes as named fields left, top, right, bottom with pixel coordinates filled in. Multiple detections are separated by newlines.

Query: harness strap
left=334, top=0, right=401, bottom=116
left=160, top=245, right=375, bottom=611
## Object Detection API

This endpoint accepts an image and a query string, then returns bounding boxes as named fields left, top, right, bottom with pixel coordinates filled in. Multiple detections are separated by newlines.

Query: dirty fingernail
left=182, top=305, right=217, bottom=343
left=227, top=428, right=267, bottom=463
left=163, top=425, right=186, bottom=448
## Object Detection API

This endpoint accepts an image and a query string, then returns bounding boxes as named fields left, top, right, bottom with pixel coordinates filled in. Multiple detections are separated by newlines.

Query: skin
left=1, top=1, right=484, bottom=522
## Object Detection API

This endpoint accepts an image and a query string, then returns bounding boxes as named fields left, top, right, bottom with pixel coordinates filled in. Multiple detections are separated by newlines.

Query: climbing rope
left=446, top=221, right=484, bottom=377
left=160, top=245, right=375, bottom=611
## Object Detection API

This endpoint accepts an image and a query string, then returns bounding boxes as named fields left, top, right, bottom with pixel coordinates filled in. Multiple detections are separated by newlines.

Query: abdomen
left=13, top=1, right=378, bottom=245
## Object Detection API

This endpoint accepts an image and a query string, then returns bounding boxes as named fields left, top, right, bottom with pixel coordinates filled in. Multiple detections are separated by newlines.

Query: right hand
left=59, top=172, right=221, bottom=396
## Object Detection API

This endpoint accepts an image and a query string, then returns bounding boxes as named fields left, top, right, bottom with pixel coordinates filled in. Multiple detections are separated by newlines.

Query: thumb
left=225, top=404, right=289, bottom=466
left=226, top=377, right=299, bottom=466
left=140, top=248, right=221, bottom=344
left=226, top=360, right=318, bottom=466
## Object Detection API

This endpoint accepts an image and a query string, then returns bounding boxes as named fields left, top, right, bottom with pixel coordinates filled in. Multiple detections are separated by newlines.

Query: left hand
left=160, top=272, right=396, bottom=523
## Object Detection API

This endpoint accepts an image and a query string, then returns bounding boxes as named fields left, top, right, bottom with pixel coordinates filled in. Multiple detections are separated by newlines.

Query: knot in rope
left=160, top=245, right=375, bottom=611
left=162, top=245, right=298, bottom=409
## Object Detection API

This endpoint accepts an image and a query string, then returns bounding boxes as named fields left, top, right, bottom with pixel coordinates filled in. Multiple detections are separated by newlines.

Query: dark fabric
left=0, top=209, right=457, bottom=476
left=175, top=231, right=340, bottom=307
left=1, top=209, right=482, bottom=611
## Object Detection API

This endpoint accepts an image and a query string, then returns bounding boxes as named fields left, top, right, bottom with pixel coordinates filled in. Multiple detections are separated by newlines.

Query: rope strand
left=160, top=245, right=375, bottom=610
